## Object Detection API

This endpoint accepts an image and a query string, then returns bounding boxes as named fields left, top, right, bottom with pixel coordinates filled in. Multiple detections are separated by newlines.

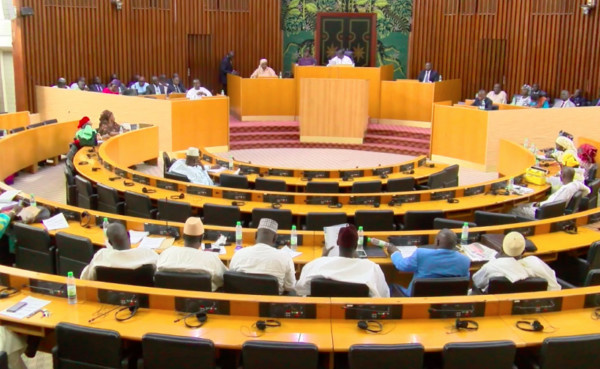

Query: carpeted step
left=230, top=131, right=300, bottom=142
left=364, top=134, right=430, bottom=148
left=366, top=123, right=431, bottom=140
left=230, top=121, right=299, bottom=134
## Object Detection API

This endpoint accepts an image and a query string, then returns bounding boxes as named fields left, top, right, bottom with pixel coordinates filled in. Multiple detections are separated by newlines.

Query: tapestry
left=315, top=13, right=376, bottom=67
left=282, top=0, right=412, bottom=79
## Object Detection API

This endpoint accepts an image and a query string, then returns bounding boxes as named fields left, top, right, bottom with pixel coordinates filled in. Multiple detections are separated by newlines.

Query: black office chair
left=66, top=143, right=78, bottom=172
left=14, top=223, right=55, bottom=274
left=157, top=199, right=192, bottom=223
left=386, top=177, right=415, bottom=192
left=351, top=180, right=382, bottom=193
left=553, top=241, right=600, bottom=287
left=585, top=164, right=597, bottom=186
left=401, top=210, right=445, bottom=230
left=75, top=175, right=98, bottom=210
left=304, top=212, right=347, bottom=231
left=55, top=232, right=94, bottom=277
left=354, top=210, right=396, bottom=231
left=124, top=191, right=158, bottom=219
left=139, top=333, right=215, bottom=369
left=416, top=170, right=446, bottom=190
left=0, top=351, right=6, bottom=369
left=433, top=218, right=476, bottom=229
left=474, top=211, right=518, bottom=226
left=219, top=173, right=248, bottom=189
left=442, top=341, right=516, bottom=369
left=580, top=179, right=599, bottom=210
left=162, top=152, right=172, bottom=176
left=251, top=208, right=293, bottom=229
left=306, top=181, right=339, bottom=193
left=310, top=278, right=369, bottom=297
left=97, top=183, right=125, bottom=215
left=255, top=178, right=287, bottom=192
left=539, top=334, right=600, bottom=369
left=535, top=200, right=567, bottom=220
left=411, top=277, right=469, bottom=297
left=154, top=271, right=212, bottom=292
left=564, top=190, right=584, bottom=215
left=96, top=264, right=155, bottom=287
left=349, top=344, right=424, bottom=369
left=242, top=341, right=319, bottom=369
left=165, top=172, right=190, bottom=182
left=442, top=164, right=460, bottom=187
left=64, top=166, right=78, bottom=206
left=223, top=271, right=279, bottom=295
left=202, top=203, right=241, bottom=227
left=486, top=277, right=548, bottom=294
left=52, top=322, right=131, bottom=369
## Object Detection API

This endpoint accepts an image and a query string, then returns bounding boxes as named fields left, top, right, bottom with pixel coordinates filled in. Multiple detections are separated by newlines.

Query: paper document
left=207, top=167, right=226, bottom=174
left=42, top=213, right=69, bottom=231
left=0, top=190, right=20, bottom=203
left=462, top=242, right=498, bottom=262
left=513, top=185, right=534, bottom=195
left=202, top=243, right=226, bottom=255
left=0, top=202, right=18, bottom=212
left=138, top=237, right=165, bottom=250
left=0, top=296, right=51, bottom=320
left=129, top=230, right=149, bottom=244
left=396, top=246, right=417, bottom=258
left=281, top=246, right=302, bottom=259
left=323, top=223, right=349, bottom=250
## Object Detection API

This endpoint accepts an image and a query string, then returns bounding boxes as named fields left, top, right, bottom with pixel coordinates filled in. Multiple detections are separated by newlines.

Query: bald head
left=435, top=229, right=457, bottom=250
left=106, top=223, right=130, bottom=250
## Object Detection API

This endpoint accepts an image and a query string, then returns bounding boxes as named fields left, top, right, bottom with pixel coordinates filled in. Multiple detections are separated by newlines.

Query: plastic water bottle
left=369, top=237, right=391, bottom=248
left=507, top=177, right=514, bottom=192
left=461, top=222, right=469, bottom=245
left=279, top=71, right=283, bottom=79
left=221, top=89, right=225, bottom=95
left=529, top=143, right=536, bottom=154
left=102, top=217, right=109, bottom=242
left=439, top=74, right=443, bottom=82
left=523, top=138, right=529, bottom=149
left=357, top=226, right=364, bottom=251
left=235, top=221, right=243, bottom=250
left=290, top=225, right=297, bottom=251
left=67, top=271, right=77, bottom=304
left=30, top=194, right=36, bottom=207
left=228, top=156, right=234, bottom=170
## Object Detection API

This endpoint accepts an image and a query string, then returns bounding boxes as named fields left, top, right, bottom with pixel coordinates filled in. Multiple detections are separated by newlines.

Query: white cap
left=260, top=58, right=268, bottom=65
left=257, top=218, right=278, bottom=233
left=502, top=232, right=525, bottom=257
left=186, top=147, right=199, bottom=157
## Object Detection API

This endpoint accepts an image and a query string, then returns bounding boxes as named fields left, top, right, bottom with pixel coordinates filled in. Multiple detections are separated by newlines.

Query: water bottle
left=523, top=138, right=529, bottom=149
left=357, top=226, right=364, bottom=251
left=290, top=225, right=297, bottom=251
left=67, top=271, right=77, bottom=304
left=102, top=217, right=109, bottom=235
left=461, top=222, right=469, bottom=245
left=235, top=221, right=242, bottom=250
left=479, top=104, right=485, bottom=110
left=439, top=74, right=443, bottom=82
left=30, top=194, right=36, bottom=207
left=279, top=71, right=283, bottom=79
left=507, top=177, right=514, bottom=192
left=369, top=237, right=391, bottom=248
left=529, top=143, right=536, bottom=154
left=221, top=89, right=225, bottom=95
left=228, top=156, right=234, bottom=170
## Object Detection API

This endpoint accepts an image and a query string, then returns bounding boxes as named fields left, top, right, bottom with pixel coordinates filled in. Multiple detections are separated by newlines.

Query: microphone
left=88, top=305, right=121, bottom=323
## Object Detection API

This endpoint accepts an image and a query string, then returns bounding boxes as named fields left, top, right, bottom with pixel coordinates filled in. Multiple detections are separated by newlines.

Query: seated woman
left=73, top=116, right=100, bottom=148
left=97, top=110, right=126, bottom=140
left=578, top=143, right=598, bottom=183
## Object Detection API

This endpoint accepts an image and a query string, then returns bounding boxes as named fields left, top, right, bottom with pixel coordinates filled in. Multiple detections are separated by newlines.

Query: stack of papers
left=138, top=237, right=165, bottom=250
left=462, top=242, right=498, bottom=262
left=0, top=190, right=20, bottom=203
left=395, top=245, right=417, bottom=258
left=129, top=230, right=149, bottom=244
left=281, top=245, right=302, bottom=259
left=0, top=296, right=51, bottom=319
left=42, top=213, right=69, bottom=231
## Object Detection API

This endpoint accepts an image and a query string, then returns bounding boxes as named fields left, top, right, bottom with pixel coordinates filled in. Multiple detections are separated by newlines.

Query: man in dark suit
left=220, top=50, right=237, bottom=94
left=167, top=76, right=186, bottom=95
left=417, top=62, right=440, bottom=83
left=88, top=76, right=105, bottom=93
left=471, top=90, right=494, bottom=110
left=147, top=76, right=167, bottom=95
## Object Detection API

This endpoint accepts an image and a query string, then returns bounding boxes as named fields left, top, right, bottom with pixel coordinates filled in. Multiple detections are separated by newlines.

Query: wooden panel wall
left=14, top=0, right=282, bottom=112
left=409, top=0, right=600, bottom=101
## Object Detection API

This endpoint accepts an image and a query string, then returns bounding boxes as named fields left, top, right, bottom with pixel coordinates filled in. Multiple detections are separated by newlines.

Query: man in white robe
left=168, top=147, right=214, bottom=186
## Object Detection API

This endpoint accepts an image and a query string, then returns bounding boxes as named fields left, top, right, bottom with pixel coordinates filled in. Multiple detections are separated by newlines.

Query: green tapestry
left=282, top=0, right=412, bottom=79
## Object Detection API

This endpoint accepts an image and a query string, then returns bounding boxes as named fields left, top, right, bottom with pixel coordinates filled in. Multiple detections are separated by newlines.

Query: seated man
left=327, top=49, right=354, bottom=67
left=386, top=229, right=470, bottom=296
left=53, top=77, right=70, bottom=89
left=89, top=76, right=105, bottom=93
left=553, top=90, right=576, bottom=108
left=417, top=62, right=439, bottom=83
left=80, top=223, right=158, bottom=280
left=229, top=219, right=296, bottom=294
left=510, top=167, right=590, bottom=219
left=471, top=89, right=493, bottom=110
left=167, top=76, right=186, bottom=94
left=295, top=225, right=389, bottom=297
left=148, top=76, right=167, bottom=95
left=571, top=89, right=587, bottom=107
left=250, top=58, right=277, bottom=78
left=186, top=79, right=213, bottom=100
left=157, top=217, right=227, bottom=291
left=168, top=147, right=214, bottom=186
left=70, top=77, right=87, bottom=90
left=472, top=232, right=560, bottom=293
left=487, top=83, right=507, bottom=104
left=131, top=76, right=150, bottom=95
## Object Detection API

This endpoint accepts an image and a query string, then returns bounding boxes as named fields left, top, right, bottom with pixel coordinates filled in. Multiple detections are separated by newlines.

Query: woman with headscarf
left=553, top=136, right=580, bottom=167
left=578, top=143, right=598, bottom=182
left=511, top=84, right=532, bottom=106
left=73, top=116, right=99, bottom=148
left=250, top=59, right=277, bottom=78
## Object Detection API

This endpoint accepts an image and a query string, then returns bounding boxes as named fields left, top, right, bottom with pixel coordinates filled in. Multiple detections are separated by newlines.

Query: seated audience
left=80, top=223, right=158, bottom=280
left=530, top=83, right=547, bottom=99
left=168, top=147, right=214, bottom=186
left=147, top=76, right=167, bottom=95
left=510, top=167, right=590, bottom=219
left=471, top=89, right=493, bottom=110
left=73, top=116, right=99, bottom=148
left=250, top=58, right=277, bottom=78
left=511, top=84, right=532, bottom=106
left=578, top=143, right=598, bottom=182
left=102, top=80, right=120, bottom=95
left=229, top=219, right=296, bottom=294
left=131, top=76, right=150, bottom=95
left=170, top=73, right=187, bottom=92
left=529, top=94, right=549, bottom=108
left=53, top=77, right=70, bottom=89
left=297, top=49, right=317, bottom=66
left=157, top=217, right=227, bottom=291
left=327, top=49, right=354, bottom=67
left=88, top=76, right=104, bottom=92
left=127, top=74, right=140, bottom=88
left=417, top=62, right=439, bottom=83
left=295, top=225, right=389, bottom=297
left=553, top=90, right=576, bottom=108
left=387, top=229, right=470, bottom=296
left=553, top=135, right=581, bottom=168
left=186, top=79, right=212, bottom=100
left=486, top=83, right=507, bottom=104
left=472, top=232, right=560, bottom=293
left=70, top=77, right=87, bottom=90
left=167, top=76, right=186, bottom=94
left=571, top=89, right=587, bottom=107
left=97, top=110, right=123, bottom=139
left=109, top=73, right=126, bottom=94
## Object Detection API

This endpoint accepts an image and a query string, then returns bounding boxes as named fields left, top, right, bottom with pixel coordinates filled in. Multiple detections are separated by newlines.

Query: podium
left=298, top=78, right=369, bottom=144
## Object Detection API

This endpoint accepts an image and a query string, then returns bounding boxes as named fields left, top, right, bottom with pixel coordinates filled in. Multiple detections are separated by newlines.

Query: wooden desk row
left=2, top=266, right=600, bottom=353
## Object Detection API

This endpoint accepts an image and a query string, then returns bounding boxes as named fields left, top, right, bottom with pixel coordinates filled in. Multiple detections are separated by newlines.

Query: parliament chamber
left=2, top=0, right=600, bottom=368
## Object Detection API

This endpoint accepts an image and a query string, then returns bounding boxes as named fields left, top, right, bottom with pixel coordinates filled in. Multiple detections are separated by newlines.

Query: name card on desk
left=187, top=186, right=213, bottom=197
left=223, top=190, right=251, bottom=201
left=399, top=163, right=415, bottom=172
left=132, top=174, right=150, bottom=185
left=464, top=185, right=485, bottom=197
left=268, top=168, right=294, bottom=177
left=259, top=303, right=316, bottom=319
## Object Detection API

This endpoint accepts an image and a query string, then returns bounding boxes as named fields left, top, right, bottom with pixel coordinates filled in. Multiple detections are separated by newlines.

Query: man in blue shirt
left=386, top=229, right=470, bottom=296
